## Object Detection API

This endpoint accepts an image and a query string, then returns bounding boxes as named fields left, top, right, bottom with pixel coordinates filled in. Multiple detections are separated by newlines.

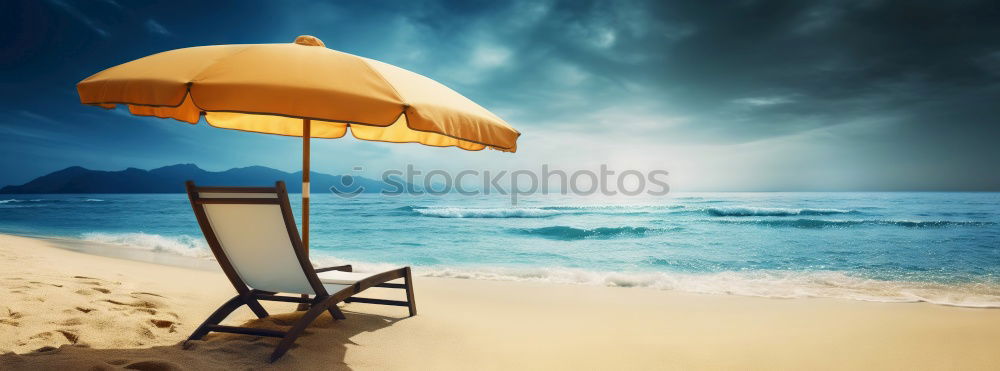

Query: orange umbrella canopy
left=77, top=35, right=520, bottom=152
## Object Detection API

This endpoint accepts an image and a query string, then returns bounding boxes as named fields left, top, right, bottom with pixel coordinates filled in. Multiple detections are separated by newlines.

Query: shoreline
left=4, top=230, right=999, bottom=309
left=0, top=231, right=221, bottom=271
left=1, top=233, right=1000, bottom=369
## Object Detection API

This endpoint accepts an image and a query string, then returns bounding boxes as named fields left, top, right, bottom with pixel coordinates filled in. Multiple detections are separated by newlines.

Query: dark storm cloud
left=403, top=0, right=1000, bottom=140
left=355, top=0, right=999, bottom=189
left=333, top=1, right=999, bottom=144
left=654, top=1, right=1000, bottom=139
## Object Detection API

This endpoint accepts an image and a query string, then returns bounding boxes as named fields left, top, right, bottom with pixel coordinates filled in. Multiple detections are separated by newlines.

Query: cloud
left=0, top=110, right=73, bottom=144
left=470, top=45, right=512, bottom=69
left=548, top=62, right=589, bottom=86
left=100, top=0, right=122, bottom=9
left=977, top=50, right=1000, bottom=76
left=18, top=110, right=62, bottom=126
left=732, top=96, right=794, bottom=107
left=145, top=19, right=171, bottom=36
left=47, top=0, right=109, bottom=38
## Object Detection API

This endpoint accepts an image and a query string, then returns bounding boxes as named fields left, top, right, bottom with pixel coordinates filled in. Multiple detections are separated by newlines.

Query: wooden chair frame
left=184, top=181, right=417, bottom=362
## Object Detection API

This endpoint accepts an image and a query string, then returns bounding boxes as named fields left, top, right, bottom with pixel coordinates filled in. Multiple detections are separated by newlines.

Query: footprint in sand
left=28, top=281, right=63, bottom=288
left=96, top=292, right=171, bottom=313
left=122, top=360, right=185, bottom=371
left=56, top=329, right=79, bottom=343
left=56, top=317, right=83, bottom=326
left=101, top=298, right=162, bottom=309
left=76, top=280, right=106, bottom=286
left=70, top=285, right=112, bottom=297
left=1, top=307, right=22, bottom=327
left=72, top=275, right=121, bottom=287
left=149, top=319, right=178, bottom=333
left=73, top=288, right=93, bottom=296
left=3, top=273, right=183, bottom=354
left=27, top=329, right=79, bottom=345
left=5, top=308, right=23, bottom=319
left=131, top=291, right=166, bottom=298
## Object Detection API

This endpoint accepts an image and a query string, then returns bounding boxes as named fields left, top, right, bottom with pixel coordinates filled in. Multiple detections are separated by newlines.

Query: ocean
left=1, top=192, right=998, bottom=307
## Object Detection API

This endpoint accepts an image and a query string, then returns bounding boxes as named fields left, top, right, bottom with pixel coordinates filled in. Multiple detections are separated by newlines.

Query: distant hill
left=0, top=164, right=406, bottom=194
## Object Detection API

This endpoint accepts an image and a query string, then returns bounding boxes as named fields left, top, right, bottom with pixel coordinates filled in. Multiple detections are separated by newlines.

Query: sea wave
left=1, top=198, right=106, bottom=204
left=80, top=232, right=212, bottom=258
left=539, top=205, right=684, bottom=211
left=28, top=231, right=1000, bottom=308
left=706, top=207, right=859, bottom=217
left=718, top=219, right=997, bottom=228
left=0, top=199, right=44, bottom=204
left=408, top=207, right=562, bottom=218
left=401, top=205, right=868, bottom=218
left=513, top=226, right=661, bottom=240
left=414, top=266, right=1000, bottom=308
left=401, top=204, right=682, bottom=218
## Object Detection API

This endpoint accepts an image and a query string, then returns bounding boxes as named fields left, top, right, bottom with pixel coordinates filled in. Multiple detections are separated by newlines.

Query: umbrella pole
left=299, top=119, right=311, bottom=311
left=302, top=119, right=310, bottom=253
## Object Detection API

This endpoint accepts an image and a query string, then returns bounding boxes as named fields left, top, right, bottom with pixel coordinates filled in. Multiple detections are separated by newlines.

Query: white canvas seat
left=322, top=283, right=350, bottom=294
left=318, top=270, right=374, bottom=285
left=184, top=181, right=416, bottom=362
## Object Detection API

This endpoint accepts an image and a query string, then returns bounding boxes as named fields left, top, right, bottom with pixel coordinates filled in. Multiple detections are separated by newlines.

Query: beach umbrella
left=77, top=35, right=521, bottom=252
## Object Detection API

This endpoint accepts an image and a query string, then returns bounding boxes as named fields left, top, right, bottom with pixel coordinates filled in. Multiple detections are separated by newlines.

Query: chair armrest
left=316, top=264, right=353, bottom=273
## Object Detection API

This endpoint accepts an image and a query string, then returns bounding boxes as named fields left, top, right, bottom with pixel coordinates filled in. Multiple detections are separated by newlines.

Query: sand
left=1, top=233, right=999, bottom=370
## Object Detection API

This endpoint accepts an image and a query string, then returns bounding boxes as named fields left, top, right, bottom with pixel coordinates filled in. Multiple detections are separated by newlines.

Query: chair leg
left=327, top=305, right=346, bottom=320
left=404, top=267, right=417, bottom=316
left=187, top=295, right=244, bottom=342
left=296, top=294, right=310, bottom=311
left=245, top=295, right=270, bottom=319
left=269, top=298, right=334, bottom=362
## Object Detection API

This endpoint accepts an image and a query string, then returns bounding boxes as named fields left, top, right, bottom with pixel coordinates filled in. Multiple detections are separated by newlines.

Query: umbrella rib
left=357, top=58, right=408, bottom=110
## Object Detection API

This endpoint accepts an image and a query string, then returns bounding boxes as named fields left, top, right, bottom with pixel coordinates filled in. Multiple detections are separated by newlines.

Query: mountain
left=0, top=164, right=407, bottom=194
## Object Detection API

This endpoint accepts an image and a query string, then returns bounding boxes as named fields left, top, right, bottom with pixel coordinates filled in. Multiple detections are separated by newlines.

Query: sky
left=1, top=0, right=998, bottom=191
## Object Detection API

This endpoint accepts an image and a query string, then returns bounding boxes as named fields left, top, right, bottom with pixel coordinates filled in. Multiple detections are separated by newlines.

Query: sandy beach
left=1, top=233, right=999, bottom=370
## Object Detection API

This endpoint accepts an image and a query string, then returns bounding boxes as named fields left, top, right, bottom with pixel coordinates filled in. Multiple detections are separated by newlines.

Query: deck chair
left=184, top=181, right=416, bottom=362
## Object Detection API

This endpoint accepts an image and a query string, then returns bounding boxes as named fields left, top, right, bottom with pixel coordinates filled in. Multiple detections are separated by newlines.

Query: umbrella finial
left=294, top=35, right=325, bottom=47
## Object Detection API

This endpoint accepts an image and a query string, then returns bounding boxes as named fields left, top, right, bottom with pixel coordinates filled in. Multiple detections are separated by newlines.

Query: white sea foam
left=717, top=218, right=996, bottom=228
left=416, top=267, right=1000, bottom=308
left=412, top=207, right=563, bottom=218
left=80, top=232, right=212, bottom=259
left=306, top=252, right=1000, bottom=308
left=406, top=204, right=679, bottom=218
left=0, top=199, right=41, bottom=204
left=514, top=225, right=660, bottom=240
left=62, top=233, right=1000, bottom=308
left=706, top=207, right=858, bottom=217
left=406, top=205, right=864, bottom=218
left=0, top=198, right=104, bottom=204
